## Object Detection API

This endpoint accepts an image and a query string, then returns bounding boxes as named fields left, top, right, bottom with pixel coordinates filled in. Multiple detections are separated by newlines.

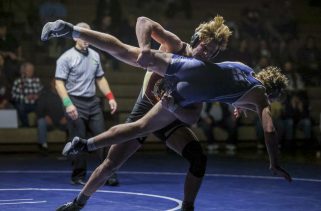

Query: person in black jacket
left=36, top=77, right=67, bottom=154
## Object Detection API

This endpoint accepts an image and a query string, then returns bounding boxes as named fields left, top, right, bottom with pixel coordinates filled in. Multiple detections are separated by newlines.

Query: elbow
left=137, top=16, right=147, bottom=22
left=137, top=16, right=153, bottom=28
left=137, top=16, right=149, bottom=25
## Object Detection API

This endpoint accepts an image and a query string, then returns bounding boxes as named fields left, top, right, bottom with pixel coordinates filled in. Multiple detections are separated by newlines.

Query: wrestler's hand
left=234, top=107, right=241, bottom=118
left=66, top=104, right=78, bottom=120
left=137, top=49, right=154, bottom=68
left=233, top=107, right=248, bottom=119
left=270, top=165, right=292, bottom=182
left=161, top=94, right=179, bottom=113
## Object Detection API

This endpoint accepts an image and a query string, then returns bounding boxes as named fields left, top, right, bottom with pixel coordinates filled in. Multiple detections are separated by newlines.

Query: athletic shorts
left=126, top=89, right=187, bottom=144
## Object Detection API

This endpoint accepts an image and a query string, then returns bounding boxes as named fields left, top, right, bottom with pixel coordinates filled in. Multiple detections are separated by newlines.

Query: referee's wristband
left=105, top=92, right=115, bottom=101
left=63, top=97, right=73, bottom=107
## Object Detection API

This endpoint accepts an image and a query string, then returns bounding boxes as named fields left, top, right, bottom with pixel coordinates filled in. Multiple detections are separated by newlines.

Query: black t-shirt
left=36, top=88, right=65, bottom=125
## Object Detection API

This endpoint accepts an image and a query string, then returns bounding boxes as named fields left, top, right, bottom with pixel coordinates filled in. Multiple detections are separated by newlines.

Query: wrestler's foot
left=62, top=137, right=88, bottom=156
left=41, top=20, right=74, bottom=41
left=181, top=202, right=194, bottom=211
left=56, top=198, right=84, bottom=211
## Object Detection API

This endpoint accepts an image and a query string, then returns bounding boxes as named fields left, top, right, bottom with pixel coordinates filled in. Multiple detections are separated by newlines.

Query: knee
left=99, top=158, right=119, bottom=175
left=133, top=120, right=149, bottom=134
left=182, top=141, right=207, bottom=178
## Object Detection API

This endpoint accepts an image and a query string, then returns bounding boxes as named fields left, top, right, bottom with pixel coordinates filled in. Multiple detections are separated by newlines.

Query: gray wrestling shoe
left=62, top=137, right=88, bottom=156
left=41, top=20, right=74, bottom=41
left=56, top=198, right=84, bottom=211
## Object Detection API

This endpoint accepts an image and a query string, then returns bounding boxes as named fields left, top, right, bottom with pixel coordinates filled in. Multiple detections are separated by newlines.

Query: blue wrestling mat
left=0, top=152, right=320, bottom=211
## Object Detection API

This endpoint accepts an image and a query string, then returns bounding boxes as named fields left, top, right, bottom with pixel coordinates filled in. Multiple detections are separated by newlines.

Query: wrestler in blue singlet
left=164, top=55, right=264, bottom=106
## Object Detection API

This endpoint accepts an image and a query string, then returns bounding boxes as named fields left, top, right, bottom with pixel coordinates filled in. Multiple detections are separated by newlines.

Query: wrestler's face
left=192, top=40, right=220, bottom=61
left=267, top=88, right=286, bottom=103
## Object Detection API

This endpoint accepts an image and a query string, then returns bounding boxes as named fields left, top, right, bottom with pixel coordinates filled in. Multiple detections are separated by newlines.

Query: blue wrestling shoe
left=62, top=137, right=88, bottom=156
left=56, top=198, right=84, bottom=211
left=41, top=20, right=74, bottom=41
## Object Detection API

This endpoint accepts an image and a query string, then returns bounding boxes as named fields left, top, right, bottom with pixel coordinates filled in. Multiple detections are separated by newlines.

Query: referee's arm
left=96, top=77, right=117, bottom=114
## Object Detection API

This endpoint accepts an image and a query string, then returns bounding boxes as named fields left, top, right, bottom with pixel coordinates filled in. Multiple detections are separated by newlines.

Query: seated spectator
left=11, top=62, right=42, bottom=127
left=0, top=54, right=12, bottom=109
left=198, top=102, right=238, bottom=154
left=95, top=0, right=122, bottom=27
left=230, top=39, right=253, bottom=66
left=281, top=93, right=312, bottom=149
left=283, top=59, right=305, bottom=93
left=36, top=78, right=67, bottom=155
left=38, top=0, right=68, bottom=59
left=38, top=0, right=67, bottom=24
left=0, top=19, right=22, bottom=85
left=298, top=35, right=320, bottom=85
left=254, top=55, right=270, bottom=73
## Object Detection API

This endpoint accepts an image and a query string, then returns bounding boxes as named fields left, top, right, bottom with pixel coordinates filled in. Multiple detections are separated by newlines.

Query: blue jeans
left=37, top=118, right=67, bottom=145
left=15, top=102, right=36, bottom=127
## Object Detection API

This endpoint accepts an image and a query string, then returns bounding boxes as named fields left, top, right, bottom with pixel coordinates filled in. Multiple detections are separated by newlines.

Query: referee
left=55, top=22, right=119, bottom=186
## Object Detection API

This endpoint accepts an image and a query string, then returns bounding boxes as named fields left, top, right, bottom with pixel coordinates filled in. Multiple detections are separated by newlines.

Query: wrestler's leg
left=81, top=141, right=142, bottom=196
left=77, top=28, right=171, bottom=76
left=166, top=127, right=206, bottom=210
left=41, top=20, right=171, bottom=76
left=92, top=101, right=176, bottom=149
left=56, top=141, right=142, bottom=209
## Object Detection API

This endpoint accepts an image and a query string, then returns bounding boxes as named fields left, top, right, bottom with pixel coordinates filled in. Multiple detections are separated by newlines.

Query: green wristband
left=63, top=97, right=73, bottom=107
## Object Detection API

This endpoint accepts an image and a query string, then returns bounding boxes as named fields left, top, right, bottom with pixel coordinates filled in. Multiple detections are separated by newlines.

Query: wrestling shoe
left=181, top=202, right=194, bottom=211
left=56, top=198, right=84, bottom=211
left=41, top=20, right=74, bottom=41
left=62, top=137, right=88, bottom=156
left=70, top=178, right=86, bottom=186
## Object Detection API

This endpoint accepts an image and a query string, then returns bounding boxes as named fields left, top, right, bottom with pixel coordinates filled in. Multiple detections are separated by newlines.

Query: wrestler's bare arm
left=256, top=101, right=292, bottom=182
left=136, top=16, right=183, bottom=52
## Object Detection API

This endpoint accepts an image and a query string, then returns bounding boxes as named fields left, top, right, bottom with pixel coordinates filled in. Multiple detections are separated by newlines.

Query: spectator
left=119, top=15, right=138, bottom=46
left=281, top=93, right=312, bottom=149
left=38, top=0, right=67, bottom=24
left=231, top=39, right=253, bottom=66
left=0, top=54, right=12, bottom=109
left=38, top=0, right=67, bottom=59
left=94, top=14, right=120, bottom=70
left=298, top=36, right=320, bottom=85
left=0, top=19, right=22, bottom=85
left=36, top=77, right=68, bottom=155
left=11, top=62, right=42, bottom=127
left=240, top=8, right=264, bottom=39
left=254, top=55, right=270, bottom=73
left=199, top=102, right=238, bottom=154
left=275, top=0, right=298, bottom=40
left=283, top=59, right=305, bottom=93
left=95, top=0, right=122, bottom=27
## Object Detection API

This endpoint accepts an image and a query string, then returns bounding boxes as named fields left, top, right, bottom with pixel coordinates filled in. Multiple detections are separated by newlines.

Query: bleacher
left=0, top=0, right=320, bottom=153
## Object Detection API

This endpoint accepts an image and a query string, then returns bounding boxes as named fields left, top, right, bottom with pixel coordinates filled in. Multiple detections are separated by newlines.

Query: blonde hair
left=195, top=15, right=232, bottom=50
left=255, top=66, right=288, bottom=95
